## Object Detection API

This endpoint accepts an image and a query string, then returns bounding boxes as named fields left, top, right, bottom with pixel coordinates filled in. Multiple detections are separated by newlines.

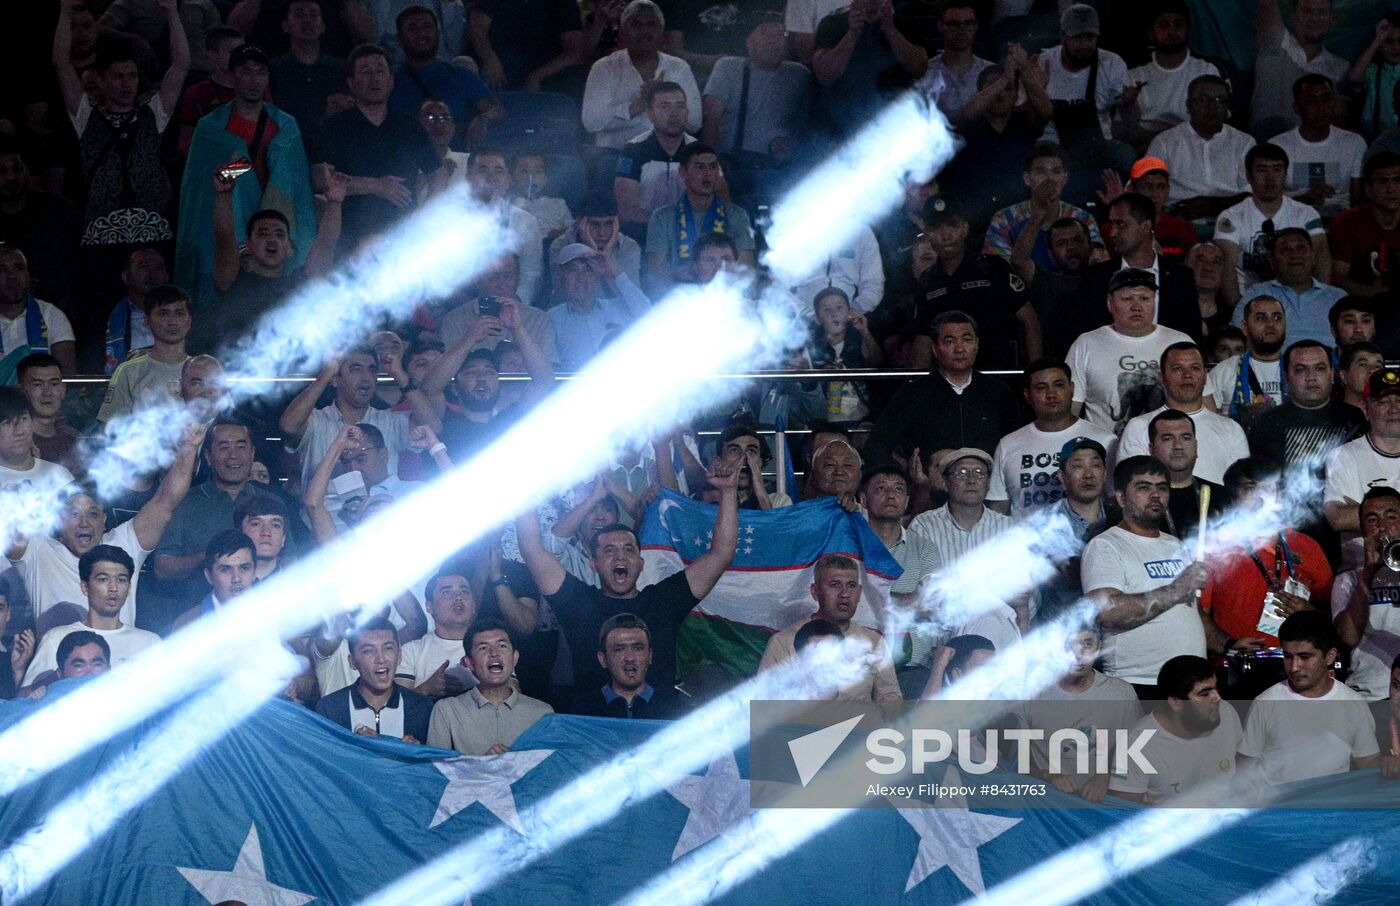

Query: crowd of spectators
left=3, top=0, right=1400, bottom=803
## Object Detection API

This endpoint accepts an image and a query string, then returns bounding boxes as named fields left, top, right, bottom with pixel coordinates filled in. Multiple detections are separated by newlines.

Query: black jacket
left=865, top=371, right=1023, bottom=468
left=1066, top=257, right=1201, bottom=344
left=570, top=683, right=684, bottom=719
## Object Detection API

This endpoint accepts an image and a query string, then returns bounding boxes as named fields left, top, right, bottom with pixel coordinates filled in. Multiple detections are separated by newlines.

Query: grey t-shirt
left=703, top=57, right=812, bottom=156
left=646, top=200, right=755, bottom=276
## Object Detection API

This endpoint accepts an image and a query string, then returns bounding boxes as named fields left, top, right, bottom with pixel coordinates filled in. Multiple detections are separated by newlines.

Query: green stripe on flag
left=676, top=614, right=775, bottom=679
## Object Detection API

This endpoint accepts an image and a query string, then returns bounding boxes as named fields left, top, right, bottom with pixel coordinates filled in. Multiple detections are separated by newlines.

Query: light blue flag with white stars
left=5, top=686, right=1400, bottom=904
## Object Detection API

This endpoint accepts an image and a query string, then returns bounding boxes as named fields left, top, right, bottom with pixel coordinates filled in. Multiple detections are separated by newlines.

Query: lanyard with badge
left=1249, top=534, right=1309, bottom=636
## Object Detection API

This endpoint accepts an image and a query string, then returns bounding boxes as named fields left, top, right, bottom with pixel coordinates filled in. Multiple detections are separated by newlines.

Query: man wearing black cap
left=911, top=201, right=1041, bottom=371
left=1067, top=268, right=1193, bottom=434
left=1325, top=366, right=1400, bottom=568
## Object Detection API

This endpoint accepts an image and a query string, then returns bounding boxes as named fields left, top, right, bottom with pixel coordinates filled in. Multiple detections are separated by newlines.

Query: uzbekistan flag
left=638, top=489, right=903, bottom=678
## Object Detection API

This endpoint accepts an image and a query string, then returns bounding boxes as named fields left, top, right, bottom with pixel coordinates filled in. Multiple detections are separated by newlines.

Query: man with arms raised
left=517, top=458, right=739, bottom=696
left=7, top=425, right=201, bottom=629
left=21, top=546, right=159, bottom=688
left=1116, top=342, right=1249, bottom=487
left=986, top=359, right=1114, bottom=520
left=1081, top=455, right=1208, bottom=698
left=428, top=618, right=553, bottom=756
left=1067, top=269, right=1192, bottom=434
left=318, top=616, right=432, bottom=743
left=1110, top=654, right=1243, bottom=803
left=1238, top=611, right=1379, bottom=786
left=572, top=613, right=682, bottom=718
left=1325, top=367, right=1400, bottom=568
left=759, top=553, right=900, bottom=703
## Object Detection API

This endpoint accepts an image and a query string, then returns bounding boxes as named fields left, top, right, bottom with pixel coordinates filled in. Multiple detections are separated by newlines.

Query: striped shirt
left=879, top=525, right=944, bottom=668
left=907, top=505, right=1014, bottom=572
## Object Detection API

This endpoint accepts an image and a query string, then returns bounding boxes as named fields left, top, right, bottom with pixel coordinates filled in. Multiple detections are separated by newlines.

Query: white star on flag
left=666, top=751, right=751, bottom=861
left=743, top=546, right=753, bottom=555
left=430, top=749, right=553, bottom=831
left=177, top=824, right=315, bottom=906
left=889, top=767, right=1020, bottom=895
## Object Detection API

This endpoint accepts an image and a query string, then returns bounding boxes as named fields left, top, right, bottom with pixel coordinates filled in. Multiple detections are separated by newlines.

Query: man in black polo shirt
left=912, top=201, right=1041, bottom=371
left=614, top=81, right=694, bottom=239
left=517, top=458, right=739, bottom=693
left=312, top=43, right=445, bottom=254
left=570, top=613, right=683, bottom=718
left=316, top=617, right=433, bottom=742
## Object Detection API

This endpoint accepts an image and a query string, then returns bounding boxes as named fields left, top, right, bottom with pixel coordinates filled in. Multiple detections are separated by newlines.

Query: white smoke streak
left=1225, top=836, right=1375, bottom=905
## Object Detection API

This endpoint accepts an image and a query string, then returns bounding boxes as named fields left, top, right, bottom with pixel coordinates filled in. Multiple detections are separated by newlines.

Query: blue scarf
left=105, top=297, right=134, bottom=374
left=0, top=295, right=51, bottom=385
left=674, top=194, right=726, bottom=261
left=1229, top=351, right=1287, bottom=417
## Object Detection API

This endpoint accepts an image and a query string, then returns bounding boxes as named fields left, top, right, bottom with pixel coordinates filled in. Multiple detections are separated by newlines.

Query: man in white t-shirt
left=1117, top=341, right=1250, bottom=486
left=1122, top=2, right=1220, bottom=144
left=1012, top=624, right=1141, bottom=801
left=0, top=247, right=77, bottom=376
left=1213, top=142, right=1329, bottom=301
left=0, top=387, right=74, bottom=493
left=1110, top=654, right=1244, bottom=804
left=1332, top=486, right=1400, bottom=700
left=20, top=545, right=159, bottom=688
left=1207, top=295, right=1286, bottom=428
left=6, top=423, right=202, bottom=629
left=1068, top=268, right=1192, bottom=434
left=1238, top=611, right=1380, bottom=787
left=1325, top=367, right=1400, bottom=568
left=1251, top=0, right=1348, bottom=139
left=1035, top=5, right=1131, bottom=148
left=988, top=359, right=1115, bottom=519
left=1269, top=74, right=1365, bottom=219
left=1080, top=455, right=1208, bottom=695
left=784, top=0, right=846, bottom=64
left=395, top=570, right=479, bottom=699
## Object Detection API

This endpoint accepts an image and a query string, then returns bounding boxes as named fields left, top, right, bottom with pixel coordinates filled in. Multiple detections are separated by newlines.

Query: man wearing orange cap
left=1123, top=157, right=1199, bottom=262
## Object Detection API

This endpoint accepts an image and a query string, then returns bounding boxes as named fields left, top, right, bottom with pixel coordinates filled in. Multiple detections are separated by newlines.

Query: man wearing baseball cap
left=1120, top=157, right=1199, bottom=262
left=549, top=242, right=651, bottom=371
left=908, top=448, right=1013, bottom=577
left=1065, top=268, right=1193, bottom=433
left=1035, top=4, right=1132, bottom=151
left=1325, top=366, right=1400, bottom=568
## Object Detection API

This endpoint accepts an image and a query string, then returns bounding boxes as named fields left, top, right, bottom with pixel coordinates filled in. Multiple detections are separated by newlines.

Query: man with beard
left=1034, top=5, right=1131, bottom=153
left=759, top=553, right=901, bottom=702
left=516, top=458, right=739, bottom=695
left=318, top=616, right=432, bottom=742
left=281, top=347, right=412, bottom=489
left=865, top=310, right=1021, bottom=469
left=20, top=546, right=159, bottom=688
left=154, top=419, right=263, bottom=611
left=412, top=298, right=553, bottom=460
left=1081, top=455, right=1208, bottom=697
left=1110, top=655, right=1243, bottom=803
left=387, top=7, right=501, bottom=144
left=1207, top=295, right=1287, bottom=430
left=1249, top=340, right=1365, bottom=471
left=1030, top=218, right=1095, bottom=357
left=1146, top=410, right=1216, bottom=540
left=1122, top=2, right=1220, bottom=145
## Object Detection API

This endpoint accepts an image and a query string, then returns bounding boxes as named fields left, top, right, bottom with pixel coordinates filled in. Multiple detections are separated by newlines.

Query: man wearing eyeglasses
left=1145, top=75, right=1252, bottom=221
left=908, top=448, right=1012, bottom=575
left=1214, top=142, right=1329, bottom=303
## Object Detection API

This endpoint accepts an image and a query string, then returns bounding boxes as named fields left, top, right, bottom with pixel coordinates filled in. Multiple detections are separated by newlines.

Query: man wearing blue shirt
left=388, top=6, right=503, bottom=147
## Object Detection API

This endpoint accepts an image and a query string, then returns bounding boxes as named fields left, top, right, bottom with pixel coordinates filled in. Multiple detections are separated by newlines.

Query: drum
left=1216, top=647, right=1286, bottom=700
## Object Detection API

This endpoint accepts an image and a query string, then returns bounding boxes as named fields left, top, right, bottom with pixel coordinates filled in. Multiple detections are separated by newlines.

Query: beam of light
left=4, top=184, right=513, bottom=540
left=0, top=650, right=297, bottom=901
left=0, top=276, right=801, bottom=803
left=606, top=606, right=1093, bottom=906
left=1225, top=836, right=1375, bottom=906
left=761, top=92, right=956, bottom=286
left=357, top=637, right=899, bottom=906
